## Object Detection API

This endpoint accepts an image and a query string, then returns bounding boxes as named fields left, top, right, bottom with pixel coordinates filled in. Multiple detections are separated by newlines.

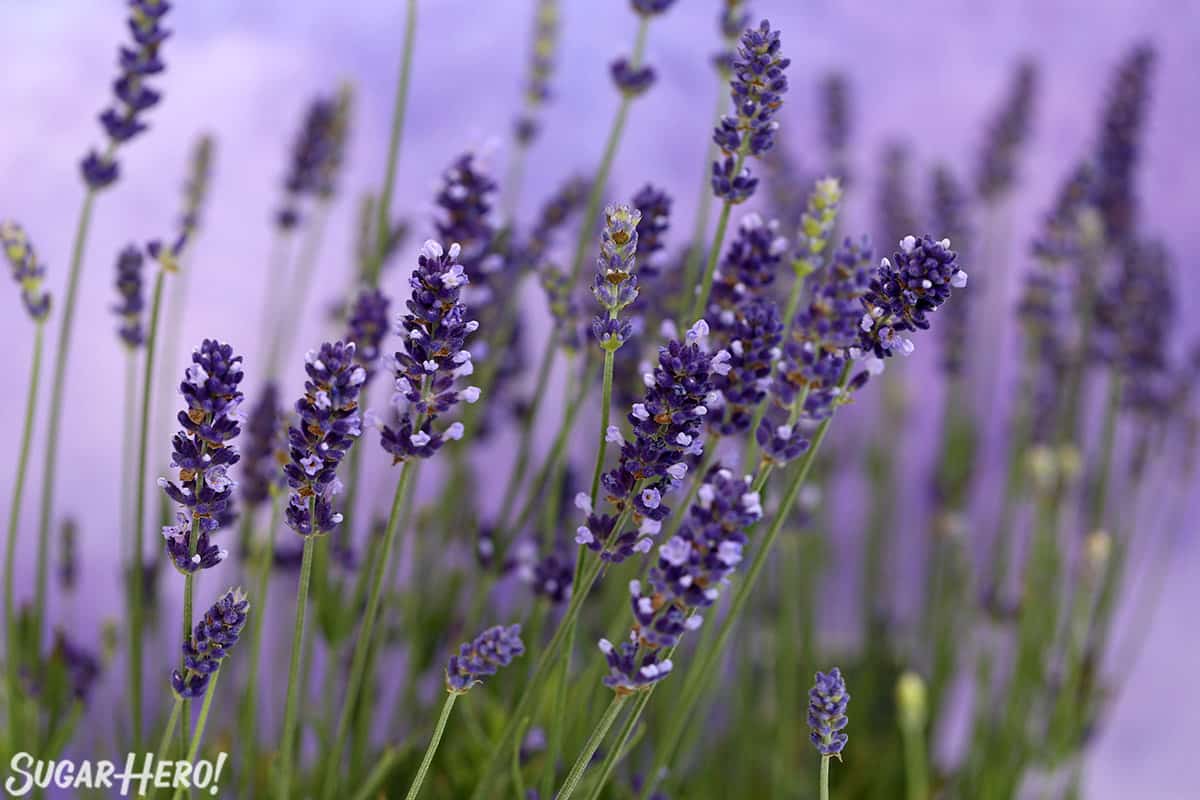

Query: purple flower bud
left=445, top=624, right=525, bottom=694
left=171, top=588, right=250, bottom=699
left=1, top=221, right=51, bottom=321
left=112, top=245, right=146, bottom=347
left=809, top=668, right=850, bottom=756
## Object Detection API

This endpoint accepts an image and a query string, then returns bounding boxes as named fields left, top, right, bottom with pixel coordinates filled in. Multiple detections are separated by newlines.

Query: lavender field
left=2, top=1, right=1198, bottom=798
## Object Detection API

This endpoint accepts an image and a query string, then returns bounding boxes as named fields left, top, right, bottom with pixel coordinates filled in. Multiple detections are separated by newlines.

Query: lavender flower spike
left=445, top=624, right=525, bottom=694
left=344, top=287, right=391, bottom=386
left=809, top=667, right=850, bottom=756
left=158, top=340, right=245, bottom=573
left=592, top=204, right=642, bottom=351
left=632, top=0, right=678, bottom=16
left=283, top=341, right=365, bottom=536
left=380, top=240, right=481, bottom=463
left=1, top=221, right=51, bottom=321
left=239, top=382, right=282, bottom=511
left=81, top=0, right=172, bottom=190
left=170, top=587, right=250, bottom=699
left=112, top=245, right=146, bottom=347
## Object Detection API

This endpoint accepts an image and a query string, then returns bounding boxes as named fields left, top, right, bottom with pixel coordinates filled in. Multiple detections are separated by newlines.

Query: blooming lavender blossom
left=445, top=624, right=525, bottom=694
left=283, top=341, right=364, bottom=536
left=276, top=97, right=338, bottom=230
left=599, top=468, right=761, bottom=692
left=930, top=166, right=973, bottom=376
left=170, top=587, right=249, bottom=699
left=344, top=287, right=391, bottom=385
left=1, top=221, right=51, bottom=321
left=975, top=60, right=1038, bottom=201
left=1093, top=44, right=1155, bottom=245
left=514, top=0, right=560, bottom=145
left=711, top=19, right=791, bottom=204
left=591, top=204, right=642, bottom=350
left=158, top=340, right=245, bottom=573
left=239, top=382, right=282, bottom=510
left=436, top=153, right=503, bottom=292
left=856, top=236, right=967, bottom=364
left=709, top=298, right=783, bottom=436
left=809, top=667, right=850, bottom=756
left=112, top=245, right=145, bottom=347
left=707, top=213, right=788, bottom=330
left=578, top=325, right=719, bottom=563
left=380, top=241, right=481, bottom=463
left=80, top=0, right=172, bottom=189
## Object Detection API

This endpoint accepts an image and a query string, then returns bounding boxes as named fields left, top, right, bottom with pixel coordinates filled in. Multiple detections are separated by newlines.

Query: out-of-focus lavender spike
left=820, top=72, right=852, bottom=182
left=344, top=287, right=391, bottom=386
left=380, top=241, right=480, bottom=463
left=930, top=165, right=974, bottom=377
left=599, top=468, right=761, bottom=692
left=1092, top=44, right=1156, bottom=246
left=709, top=297, right=782, bottom=436
left=712, top=1, right=751, bottom=75
left=706, top=213, right=788, bottom=332
left=180, top=134, right=215, bottom=238
left=48, top=629, right=102, bottom=703
left=57, top=519, right=78, bottom=593
left=445, top=624, right=525, bottom=693
left=276, top=96, right=339, bottom=231
left=523, top=174, right=591, bottom=270
left=282, top=341, right=364, bottom=536
left=112, top=245, right=146, bottom=348
left=975, top=60, right=1038, bottom=202
left=158, top=340, right=245, bottom=573
left=239, top=382, right=282, bottom=511
left=875, top=142, right=919, bottom=254
left=631, top=185, right=672, bottom=279
left=514, top=0, right=561, bottom=146
left=81, top=0, right=173, bottom=190
left=435, top=153, right=503, bottom=292
left=711, top=19, right=791, bottom=204
left=1, top=221, right=52, bottom=321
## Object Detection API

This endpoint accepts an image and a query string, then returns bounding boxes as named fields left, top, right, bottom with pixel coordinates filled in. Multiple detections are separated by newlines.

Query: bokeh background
left=2, top=0, right=1197, bottom=796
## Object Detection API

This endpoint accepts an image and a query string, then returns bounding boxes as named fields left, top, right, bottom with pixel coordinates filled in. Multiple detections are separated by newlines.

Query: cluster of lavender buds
left=531, top=548, right=574, bottom=605
left=930, top=166, right=973, bottom=376
left=81, top=0, right=171, bottom=189
left=445, top=624, right=525, bottom=694
left=159, top=340, right=244, bottom=573
left=112, top=245, right=145, bottom=347
left=761, top=237, right=872, bottom=461
left=591, top=204, right=642, bottom=351
left=856, top=235, right=967, bottom=366
left=709, top=298, right=782, bottom=436
left=1, top=221, right=51, bottom=321
left=1092, top=44, right=1155, bottom=245
left=170, top=588, right=249, bottom=699
left=599, top=468, right=761, bottom=693
left=711, top=19, right=791, bottom=203
left=522, top=174, right=591, bottom=270
left=514, top=0, right=560, bottom=145
left=344, top=287, right=391, bottom=385
left=541, top=266, right=584, bottom=351
left=707, top=213, right=788, bottom=330
left=380, top=241, right=481, bottom=463
left=712, top=1, right=751, bottom=75
left=809, top=668, right=850, bottom=756
left=282, top=341, right=364, bottom=536
left=239, top=382, right=282, bottom=511
left=820, top=72, right=851, bottom=177
left=611, top=58, right=656, bottom=98
left=791, top=177, right=843, bottom=278
left=276, top=96, right=339, bottom=229
left=48, top=630, right=102, bottom=703
left=1031, top=162, right=1095, bottom=264
left=180, top=135, right=214, bottom=236
left=631, top=184, right=672, bottom=279
left=436, top=153, right=503, bottom=286
left=576, top=325, right=721, bottom=563
left=975, top=60, right=1038, bottom=201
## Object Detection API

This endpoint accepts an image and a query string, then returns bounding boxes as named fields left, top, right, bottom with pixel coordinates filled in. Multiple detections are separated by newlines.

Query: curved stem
left=321, top=460, right=417, bottom=800
left=367, top=0, right=419, bottom=286
left=35, top=189, right=95, bottom=649
left=4, top=322, right=45, bottom=747
left=403, top=692, right=459, bottom=800
left=170, top=669, right=222, bottom=800
left=555, top=695, right=627, bottom=800
left=132, top=268, right=168, bottom=749
left=278, top=529, right=316, bottom=799
left=565, top=17, right=650, bottom=287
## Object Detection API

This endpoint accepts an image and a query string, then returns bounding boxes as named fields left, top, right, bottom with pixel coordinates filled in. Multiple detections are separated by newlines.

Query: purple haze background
left=2, top=0, right=1198, bottom=796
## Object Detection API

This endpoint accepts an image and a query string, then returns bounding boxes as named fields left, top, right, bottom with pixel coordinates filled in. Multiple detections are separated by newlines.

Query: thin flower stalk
left=556, top=695, right=629, bottom=800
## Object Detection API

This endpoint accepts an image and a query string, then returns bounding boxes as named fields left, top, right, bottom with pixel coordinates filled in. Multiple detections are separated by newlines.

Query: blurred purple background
left=2, top=1, right=1197, bottom=796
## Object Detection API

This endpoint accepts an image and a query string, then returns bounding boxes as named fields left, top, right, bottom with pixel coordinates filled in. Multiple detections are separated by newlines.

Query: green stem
left=4, top=321, right=45, bottom=748
left=688, top=151, right=746, bottom=324
left=678, top=88, right=729, bottom=317
left=121, top=352, right=137, bottom=564
left=367, top=0, right=419, bottom=286
left=495, top=335, right=557, bottom=530
left=820, top=756, right=832, bottom=800
left=352, top=749, right=400, bottom=800
left=900, top=723, right=927, bottom=800
left=556, top=695, right=627, bottom=800
left=151, top=699, right=183, bottom=778
left=278, top=532, right=317, bottom=799
left=403, top=692, right=459, bottom=800
left=589, top=347, right=617, bottom=502
left=239, top=491, right=281, bottom=798
left=745, top=274, right=806, bottom=466
left=565, top=18, right=650, bottom=287
left=35, top=189, right=95, bottom=649
left=321, top=460, right=417, bottom=800
left=132, top=268, right=167, bottom=749
left=170, top=669, right=222, bottom=800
